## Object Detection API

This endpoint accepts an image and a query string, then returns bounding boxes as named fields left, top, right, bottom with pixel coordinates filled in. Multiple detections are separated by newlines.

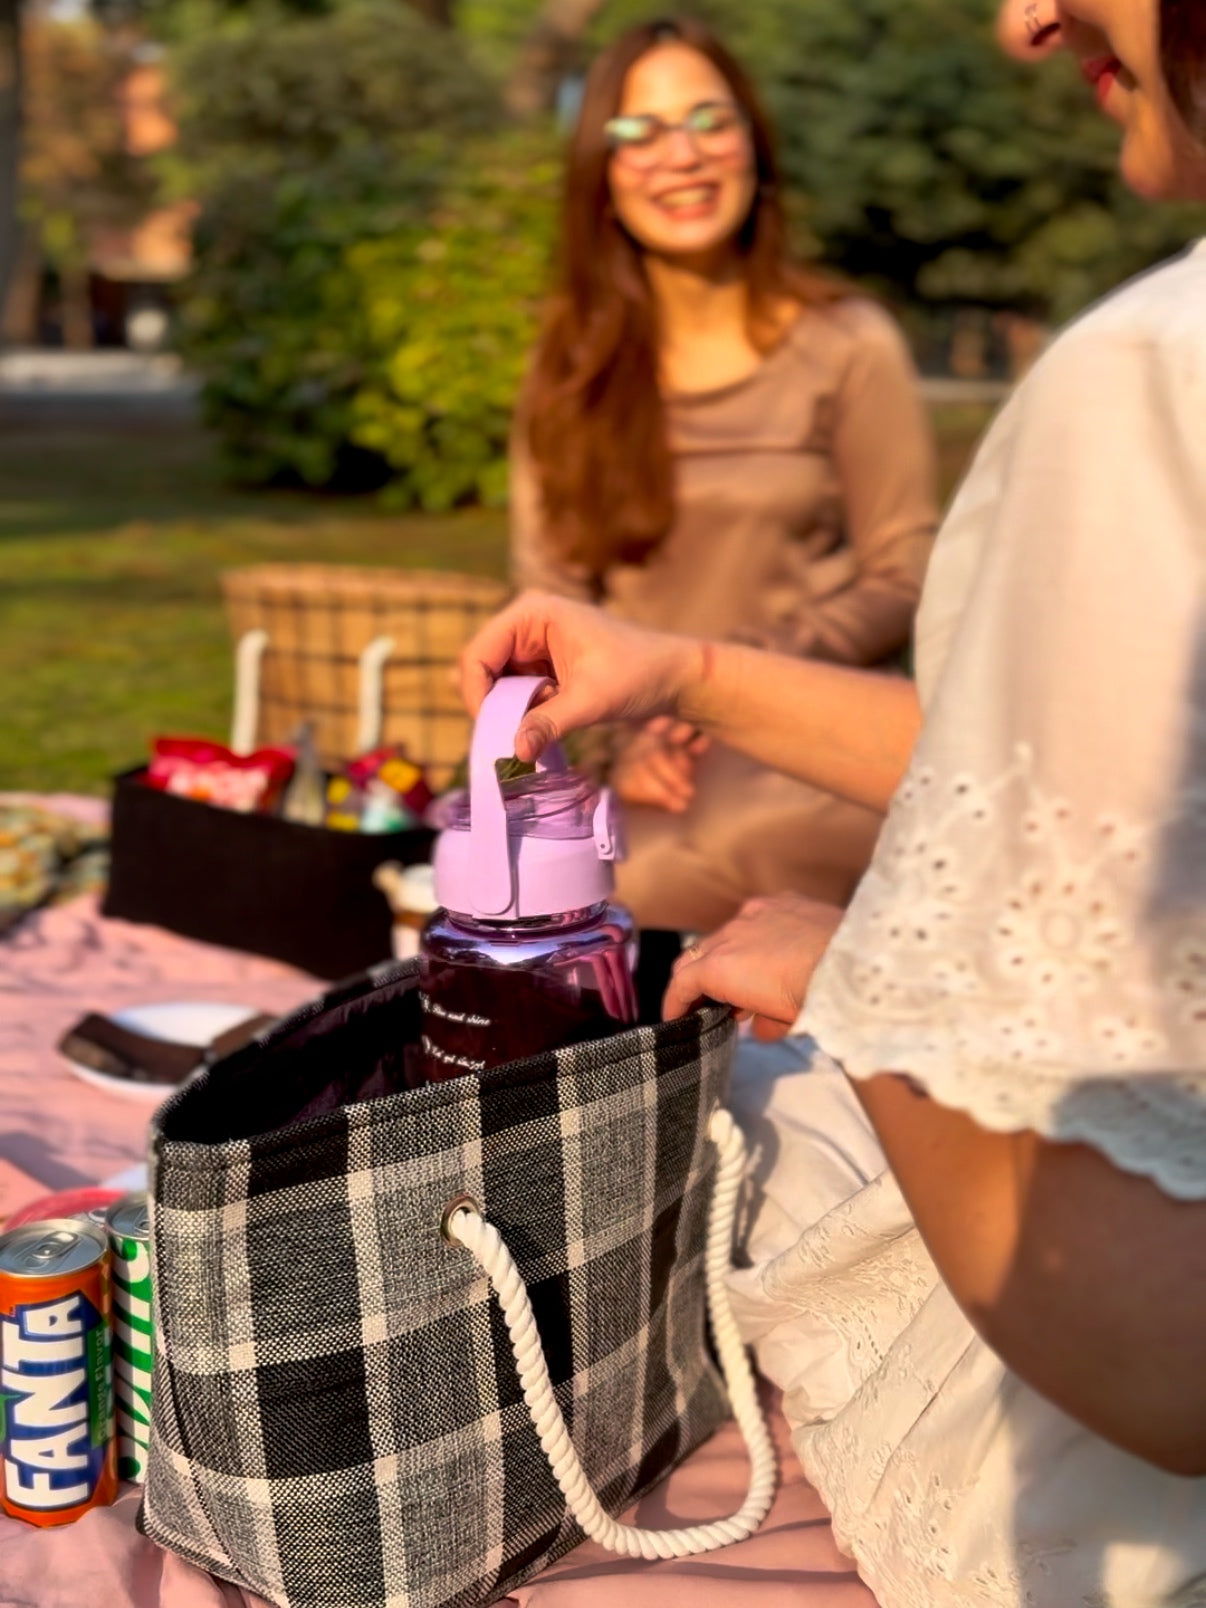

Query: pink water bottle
left=418, top=676, right=637, bottom=1082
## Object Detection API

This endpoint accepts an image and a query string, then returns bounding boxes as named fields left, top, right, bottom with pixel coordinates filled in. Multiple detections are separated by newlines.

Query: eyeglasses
left=604, top=101, right=750, bottom=171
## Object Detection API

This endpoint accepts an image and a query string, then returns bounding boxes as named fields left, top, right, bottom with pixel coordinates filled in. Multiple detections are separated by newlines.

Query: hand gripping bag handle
left=444, top=1107, right=777, bottom=1558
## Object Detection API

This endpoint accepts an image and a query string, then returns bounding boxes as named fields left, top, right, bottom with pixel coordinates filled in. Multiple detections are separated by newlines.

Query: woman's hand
left=611, top=717, right=710, bottom=814
left=459, top=590, right=703, bottom=765
left=662, top=892, right=845, bottom=1037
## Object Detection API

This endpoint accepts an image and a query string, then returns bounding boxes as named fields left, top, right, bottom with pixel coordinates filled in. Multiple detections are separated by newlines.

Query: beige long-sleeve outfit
left=511, top=297, right=938, bottom=931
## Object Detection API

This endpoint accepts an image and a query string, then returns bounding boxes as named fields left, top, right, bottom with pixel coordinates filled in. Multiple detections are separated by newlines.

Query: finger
left=458, top=593, right=568, bottom=715
left=459, top=629, right=553, bottom=716
left=664, top=934, right=729, bottom=1016
left=645, top=750, right=695, bottom=807
left=459, top=638, right=507, bottom=716
left=515, top=691, right=589, bottom=763
left=660, top=719, right=706, bottom=751
left=671, top=936, right=711, bottom=972
left=662, top=960, right=706, bottom=1020
left=630, top=776, right=688, bottom=813
left=752, top=1013, right=793, bottom=1042
left=737, top=896, right=773, bottom=919
left=623, top=750, right=693, bottom=812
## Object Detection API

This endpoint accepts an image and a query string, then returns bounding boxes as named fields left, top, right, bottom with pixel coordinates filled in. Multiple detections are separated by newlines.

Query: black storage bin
left=102, top=767, right=433, bottom=978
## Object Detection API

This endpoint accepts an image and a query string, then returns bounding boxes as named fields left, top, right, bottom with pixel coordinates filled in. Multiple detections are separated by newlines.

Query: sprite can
left=104, top=1193, right=153, bottom=1484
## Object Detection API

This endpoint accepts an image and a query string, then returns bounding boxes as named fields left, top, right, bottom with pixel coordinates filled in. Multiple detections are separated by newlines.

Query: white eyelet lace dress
left=727, top=242, right=1206, bottom=1608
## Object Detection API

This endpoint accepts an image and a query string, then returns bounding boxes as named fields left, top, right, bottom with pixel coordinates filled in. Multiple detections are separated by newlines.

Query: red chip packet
left=145, top=737, right=296, bottom=813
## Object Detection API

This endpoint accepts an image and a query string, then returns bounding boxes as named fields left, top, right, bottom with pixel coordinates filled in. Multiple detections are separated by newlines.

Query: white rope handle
left=356, top=635, right=395, bottom=754
left=230, top=628, right=270, bottom=755
left=445, top=1108, right=776, bottom=1559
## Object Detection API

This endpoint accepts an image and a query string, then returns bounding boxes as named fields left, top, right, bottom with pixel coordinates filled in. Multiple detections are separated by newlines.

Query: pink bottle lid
left=432, top=676, right=624, bottom=921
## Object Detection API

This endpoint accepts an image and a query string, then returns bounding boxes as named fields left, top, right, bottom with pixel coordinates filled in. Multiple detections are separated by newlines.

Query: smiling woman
left=510, top=18, right=938, bottom=934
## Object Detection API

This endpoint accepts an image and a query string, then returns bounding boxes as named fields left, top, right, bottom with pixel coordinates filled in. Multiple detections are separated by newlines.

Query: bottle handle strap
left=444, top=1108, right=777, bottom=1559
left=468, top=675, right=566, bottom=915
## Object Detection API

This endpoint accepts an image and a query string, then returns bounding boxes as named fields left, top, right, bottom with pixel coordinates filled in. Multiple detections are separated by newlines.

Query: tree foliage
left=347, top=131, right=558, bottom=508
left=173, top=3, right=554, bottom=497
left=166, top=0, right=497, bottom=187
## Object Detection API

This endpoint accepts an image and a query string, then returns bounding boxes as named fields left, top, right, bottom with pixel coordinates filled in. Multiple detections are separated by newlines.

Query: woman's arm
left=800, top=288, right=1206, bottom=1475
left=814, top=304, right=939, bottom=664
left=678, top=637, right=920, bottom=814
left=751, top=303, right=938, bottom=667
left=855, top=1074, right=1206, bottom=1476
left=660, top=888, right=1206, bottom=1474
left=460, top=591, right=920, bottom=814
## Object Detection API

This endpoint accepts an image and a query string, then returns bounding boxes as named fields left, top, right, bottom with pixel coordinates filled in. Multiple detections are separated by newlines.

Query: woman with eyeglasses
left=469, top=0, right=1206, bottom=1601
left=510, top=17, right=938, bottom=935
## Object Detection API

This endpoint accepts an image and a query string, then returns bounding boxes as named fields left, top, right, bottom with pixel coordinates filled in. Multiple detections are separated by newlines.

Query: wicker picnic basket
left=221, top=565, right=509, bottom=788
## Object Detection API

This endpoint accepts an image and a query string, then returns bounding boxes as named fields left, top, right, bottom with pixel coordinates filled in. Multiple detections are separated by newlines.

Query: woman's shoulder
left=1033, top=242, right=1206, bottom=389
left=786, top=293, right=915, bottom=377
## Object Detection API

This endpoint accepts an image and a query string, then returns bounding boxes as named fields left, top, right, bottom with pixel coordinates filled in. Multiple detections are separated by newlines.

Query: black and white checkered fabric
left=142, top=962, right=734, bottom=1608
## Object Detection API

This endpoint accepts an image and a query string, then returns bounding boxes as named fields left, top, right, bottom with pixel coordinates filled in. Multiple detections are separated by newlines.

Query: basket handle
left=229, top=630, right=398, bottom=758
left=230, top=630, right=269, bottom=755
left=445, top=1108, right=777, bottom=1559
left=356, top=636, right=395, bottom=754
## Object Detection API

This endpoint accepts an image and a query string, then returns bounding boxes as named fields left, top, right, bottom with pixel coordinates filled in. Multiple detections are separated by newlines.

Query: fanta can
left=0, top=1219, right=117, bottom=1524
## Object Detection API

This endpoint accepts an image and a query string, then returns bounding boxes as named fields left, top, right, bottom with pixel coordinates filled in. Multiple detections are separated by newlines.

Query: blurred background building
left=2, top=7, right=190, bottom=351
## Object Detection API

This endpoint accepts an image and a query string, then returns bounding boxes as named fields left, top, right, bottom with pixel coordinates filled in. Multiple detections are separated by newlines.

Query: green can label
left=106, top=1210, right=152, bottom=1486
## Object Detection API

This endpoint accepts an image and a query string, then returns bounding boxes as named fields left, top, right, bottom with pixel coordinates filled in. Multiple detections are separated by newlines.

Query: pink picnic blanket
left=0, top=801, right=872, bottom=1608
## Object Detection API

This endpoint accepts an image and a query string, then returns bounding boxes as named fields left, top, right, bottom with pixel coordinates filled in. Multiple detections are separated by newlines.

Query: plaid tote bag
left=140, top=959, right=775, bottom=1608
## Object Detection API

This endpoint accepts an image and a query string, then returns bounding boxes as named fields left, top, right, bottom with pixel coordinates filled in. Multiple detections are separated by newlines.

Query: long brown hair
left=523, top=16, right=845, bottom=580
left=1162, top=0, right=1206, bottom=144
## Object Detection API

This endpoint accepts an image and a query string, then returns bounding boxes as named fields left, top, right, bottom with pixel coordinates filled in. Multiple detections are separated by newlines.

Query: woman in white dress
left=461, top=1, right=1206, bottom=1603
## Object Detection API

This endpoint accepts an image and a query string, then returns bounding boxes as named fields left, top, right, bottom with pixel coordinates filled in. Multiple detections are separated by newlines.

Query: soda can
left=0, top=1219, right=117, bottom=1525
left=105, top=1193, right=153, bottom=1485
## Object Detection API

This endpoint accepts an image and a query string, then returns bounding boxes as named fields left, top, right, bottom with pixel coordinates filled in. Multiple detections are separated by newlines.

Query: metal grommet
left=439, top=1193, right=480, bottom=1245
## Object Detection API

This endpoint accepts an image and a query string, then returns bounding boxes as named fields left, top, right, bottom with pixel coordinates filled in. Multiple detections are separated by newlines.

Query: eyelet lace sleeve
left=800, top=275, right=1206, bottom=1200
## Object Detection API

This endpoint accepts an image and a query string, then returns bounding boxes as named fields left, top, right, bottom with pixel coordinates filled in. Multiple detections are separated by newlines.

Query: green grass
left=0, top=402, right=992, bottom=796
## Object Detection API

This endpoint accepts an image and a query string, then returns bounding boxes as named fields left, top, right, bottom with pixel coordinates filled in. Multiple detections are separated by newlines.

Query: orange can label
left=0, top=1226, right=117, bottom=1525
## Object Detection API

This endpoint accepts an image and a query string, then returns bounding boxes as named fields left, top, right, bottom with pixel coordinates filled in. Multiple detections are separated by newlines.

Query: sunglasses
left=604, top=101, right=750, bottom=170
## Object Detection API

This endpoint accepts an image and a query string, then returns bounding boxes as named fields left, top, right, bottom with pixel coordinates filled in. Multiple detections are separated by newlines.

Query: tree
left=503, top=0, right=608, bottom=117
left=169, top=0, right=519, bottom=488
left=405, top=0, right=454, bottom=24
left=166, top=0, right=498, bottom=186
left=17, top=14, right=153, bottom=347
left=0, top=0, right=21, bottom=324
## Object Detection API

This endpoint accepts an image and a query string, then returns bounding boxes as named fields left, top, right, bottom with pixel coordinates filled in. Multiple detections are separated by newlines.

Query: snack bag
left=328, top=747, right=433, bottom=833
left=145, top=739, right=295, bottom=814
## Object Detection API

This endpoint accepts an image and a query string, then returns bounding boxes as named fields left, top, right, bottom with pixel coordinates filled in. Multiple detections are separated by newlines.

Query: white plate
left=62, top=1001, right=262, bottom=1102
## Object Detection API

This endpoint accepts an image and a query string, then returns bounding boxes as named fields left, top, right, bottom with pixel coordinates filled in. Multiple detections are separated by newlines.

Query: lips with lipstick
left=651, top=183, right=721, bottom=219
left=1081, top=54, right=1123, bottom=108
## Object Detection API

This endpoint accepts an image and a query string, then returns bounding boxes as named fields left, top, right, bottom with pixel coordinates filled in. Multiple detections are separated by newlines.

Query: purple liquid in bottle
left=419, top=901, right=636, bottom=1080
left=418, top=677, right=637, bottom=1083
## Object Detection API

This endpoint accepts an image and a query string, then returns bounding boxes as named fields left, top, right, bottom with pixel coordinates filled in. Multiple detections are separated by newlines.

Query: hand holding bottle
left=459, top=591, right=704, bottom=765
